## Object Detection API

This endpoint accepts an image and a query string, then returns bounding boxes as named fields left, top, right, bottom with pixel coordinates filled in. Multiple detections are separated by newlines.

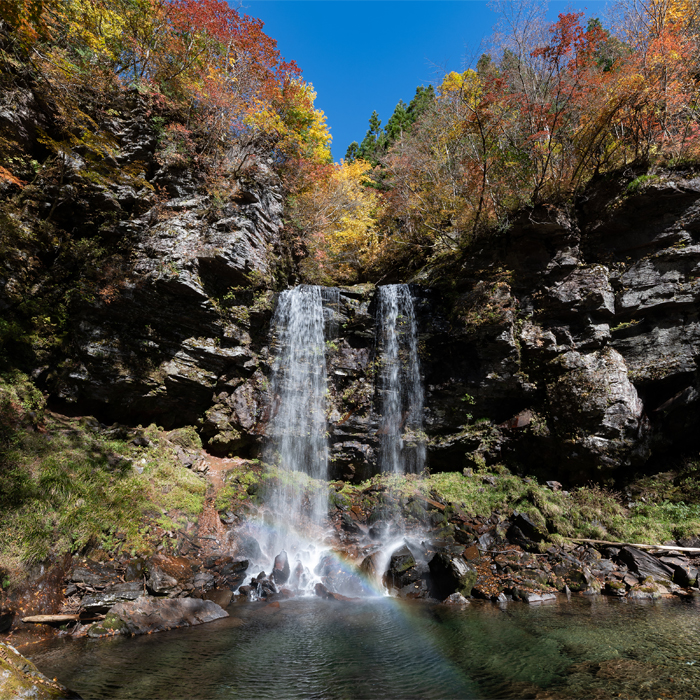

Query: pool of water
left=29, top=595, right=700, bottom=699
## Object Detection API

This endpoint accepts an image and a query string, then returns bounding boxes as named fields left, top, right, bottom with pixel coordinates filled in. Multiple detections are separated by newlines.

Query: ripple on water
left=27, top=596, right=700, bottom=700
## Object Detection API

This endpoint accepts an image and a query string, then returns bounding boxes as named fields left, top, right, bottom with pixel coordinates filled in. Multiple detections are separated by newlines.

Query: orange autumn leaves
left=305, top=1, right=699, bottom=284
left=1, top=0, right=330, bottom=168
left=291, top=159, right=380, bottom=284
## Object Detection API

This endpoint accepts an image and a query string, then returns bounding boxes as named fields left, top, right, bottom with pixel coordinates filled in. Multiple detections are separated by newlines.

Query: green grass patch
left=0, top=373, right=206, bottom=573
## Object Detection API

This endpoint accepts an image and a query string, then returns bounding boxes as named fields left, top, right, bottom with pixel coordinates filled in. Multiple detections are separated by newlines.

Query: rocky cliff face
left=417, top=174, right=700, bottom=482
left=2, top=68, right=698, bottom=484
left=0, top=77, right=286, bottom=457
left=312, top=174, right=700, bottom=484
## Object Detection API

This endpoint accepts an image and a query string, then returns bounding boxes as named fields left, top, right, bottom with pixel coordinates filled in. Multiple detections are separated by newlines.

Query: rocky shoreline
left=4, top=477, right=699, bottom=646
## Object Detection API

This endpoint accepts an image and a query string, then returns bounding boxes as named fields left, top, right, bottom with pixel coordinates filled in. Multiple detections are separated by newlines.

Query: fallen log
left=22, top=614, right=79, bottom=624
left=568, top=537, right=700, bottom=553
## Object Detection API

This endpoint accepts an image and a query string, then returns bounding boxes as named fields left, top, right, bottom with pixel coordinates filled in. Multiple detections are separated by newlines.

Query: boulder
left=203, top=588, right=233, bottom=608
left=442, top=592, right=470, bottom=605
left=659, top=556, right=698, bottom=587
left=0, top=641, right=79, bottom=698
left=428, top=552, right=477, bottom=599
left=507, top=511, right=546, bottom=545
left=81, top=581, right=143, bottom=614
left=604, top=580, right=627, bottom=597
left=313, top=583, right=353, bottom=601
left=616, top=546, right=674, bottom=584
left=124, top=558, right=147, bottom=582
left=519, top=591, right=557, bottom=604
left=627, top=580, right=669, bottom=599
left=68, top=561, right=120, bottom=589
left=147, top=567, right=180, bottom=596
left=271, top=551, right=290, bottom=585
left=384, top=545, right=428, bottom=595
left=92, top=596, right=228, bottom=636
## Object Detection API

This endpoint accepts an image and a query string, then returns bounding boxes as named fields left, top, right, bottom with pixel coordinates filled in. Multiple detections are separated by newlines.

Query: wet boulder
left=549, top=551, right=602, bottom=593
left=384, top=545, right=430, bottom=598
left=627, top=579, right=670, bottom=599
left=518, top=591, right=557, bottom=604
left=604, top=580, right=627, bottom=597
left=235, top=534, right=263, bottom=561
left=616, top=546, right=674, bottom=584
left=428, top=552, right=477, bottom=600
left=289, top=561, right=309, bottom=589
left=443, top=592, right=470, bottom=606
left=359, top=552, right=380, bottom=579
left=271, top=551, right=291, bottom=585
left=253, top=572, right=277, bottom=599
left=314, top=582, right=353, bottom=601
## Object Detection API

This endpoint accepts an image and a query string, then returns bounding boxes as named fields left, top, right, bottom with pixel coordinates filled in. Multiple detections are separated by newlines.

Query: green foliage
left=352, top=460, right=700, bottom=546
left=345, top=85, right=435, bottom=167
left=626, top=174, right=661, bottom=194
left=0, top=375, right=205, bottom=569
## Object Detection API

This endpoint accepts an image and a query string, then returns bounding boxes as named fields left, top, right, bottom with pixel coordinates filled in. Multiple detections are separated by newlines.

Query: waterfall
left=265, top=285, right=331, bottom=528
left=376, top=284, right=425, bottom=474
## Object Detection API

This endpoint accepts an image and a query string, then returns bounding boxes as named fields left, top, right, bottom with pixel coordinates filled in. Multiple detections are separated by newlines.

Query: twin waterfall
left=266, top=283, right=424, bottom=502
left=251, top=283, right=424, bottom=595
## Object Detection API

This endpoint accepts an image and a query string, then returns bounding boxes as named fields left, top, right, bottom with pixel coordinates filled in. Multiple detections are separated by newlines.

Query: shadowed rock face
left=38, top=175, right=700, bottom=483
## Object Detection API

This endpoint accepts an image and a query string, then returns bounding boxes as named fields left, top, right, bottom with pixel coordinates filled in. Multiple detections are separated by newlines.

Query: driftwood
left=22, top=614, right=79, bottom=624
left=568, top=537, right=700, bottom=553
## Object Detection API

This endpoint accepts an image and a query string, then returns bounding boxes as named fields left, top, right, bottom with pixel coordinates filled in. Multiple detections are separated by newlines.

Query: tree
left=290, top=160, right=379, bottom=283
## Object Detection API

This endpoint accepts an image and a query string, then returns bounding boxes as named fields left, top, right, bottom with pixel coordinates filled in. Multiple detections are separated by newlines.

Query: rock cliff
left=1, top=62, right=699, bottom=484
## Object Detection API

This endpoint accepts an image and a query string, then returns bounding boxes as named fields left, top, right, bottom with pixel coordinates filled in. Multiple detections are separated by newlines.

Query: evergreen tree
left=345, top=86, right=435, bottom=166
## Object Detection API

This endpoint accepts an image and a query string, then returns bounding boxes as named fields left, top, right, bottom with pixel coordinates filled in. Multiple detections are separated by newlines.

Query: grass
left=346, top=463, right=700, bottom=546
left=0, top=373, right=206, bottom=577
left=3, top=370, right=700, bottom=584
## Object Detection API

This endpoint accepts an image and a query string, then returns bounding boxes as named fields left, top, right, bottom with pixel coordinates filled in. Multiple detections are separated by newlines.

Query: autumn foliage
left=0, top=0, right=330, bottom=170
left=308, top=0, right=700, bottom=283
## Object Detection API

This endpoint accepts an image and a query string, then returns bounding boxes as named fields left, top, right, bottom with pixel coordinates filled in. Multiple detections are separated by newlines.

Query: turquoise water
left=29, top=595, right=700, bottom=699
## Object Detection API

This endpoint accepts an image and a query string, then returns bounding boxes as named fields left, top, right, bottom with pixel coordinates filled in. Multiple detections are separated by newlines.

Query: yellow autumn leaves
left=292, top=159, right=380, bottom=284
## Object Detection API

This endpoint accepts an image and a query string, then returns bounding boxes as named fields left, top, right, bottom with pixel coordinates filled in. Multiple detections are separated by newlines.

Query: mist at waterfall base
left=234, top=284, right=428, bottom=599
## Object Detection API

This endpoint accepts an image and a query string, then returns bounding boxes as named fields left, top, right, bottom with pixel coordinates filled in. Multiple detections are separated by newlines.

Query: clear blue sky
left=243, top=1, right=610, bottom=162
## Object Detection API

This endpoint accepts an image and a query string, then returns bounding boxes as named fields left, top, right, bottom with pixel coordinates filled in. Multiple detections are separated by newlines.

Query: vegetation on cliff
left=0, top=0, right=329, bottom=372
left=300, top=0, right=700, bottom=283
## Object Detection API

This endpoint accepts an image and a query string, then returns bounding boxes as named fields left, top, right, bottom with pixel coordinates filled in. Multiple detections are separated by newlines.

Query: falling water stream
left=376, top=284, right=425, bottom=475
left=240, top=283, right=427, bottom=597
left=265, top=285, right=330, bottom=526
left=240, top=285, right=337, bottom=595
